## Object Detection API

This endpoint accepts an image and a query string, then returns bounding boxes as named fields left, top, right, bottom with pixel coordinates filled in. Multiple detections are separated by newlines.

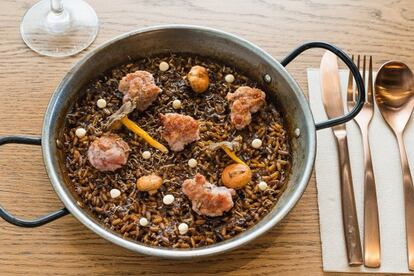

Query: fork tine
left=367, top=56, right=373, bottom=103
left=355, top=55, right=361, bottom=102
left=361, top=55, right=366, bottom=104
left=347, top=55, right=355, bottom=104
left=362, top=55, right=366, bottom=85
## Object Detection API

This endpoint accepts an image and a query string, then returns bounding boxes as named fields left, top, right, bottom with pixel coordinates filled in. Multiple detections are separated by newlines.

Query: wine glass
left=20, top=0, right=99, bottom=57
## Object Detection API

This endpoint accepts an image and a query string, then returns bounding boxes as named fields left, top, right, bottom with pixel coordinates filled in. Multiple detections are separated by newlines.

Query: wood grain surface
left=1, top=0, right=413, bottom=275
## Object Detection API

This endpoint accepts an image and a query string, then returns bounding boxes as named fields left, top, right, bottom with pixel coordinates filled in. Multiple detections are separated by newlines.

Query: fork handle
left=334, top=134, right=363, bottom=265
left=360, top=128, right=381, bottom=268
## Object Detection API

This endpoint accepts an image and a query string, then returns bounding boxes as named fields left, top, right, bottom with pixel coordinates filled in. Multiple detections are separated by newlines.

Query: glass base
left=20, top=0, right=99, bottom=57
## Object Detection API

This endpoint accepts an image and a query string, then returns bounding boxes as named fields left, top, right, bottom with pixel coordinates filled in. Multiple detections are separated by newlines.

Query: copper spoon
left=375, top=61, right=414, bottom=271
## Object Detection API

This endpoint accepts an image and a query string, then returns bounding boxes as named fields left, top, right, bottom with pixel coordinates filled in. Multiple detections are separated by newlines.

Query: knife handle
left=334, top=132, right=363, bottom=266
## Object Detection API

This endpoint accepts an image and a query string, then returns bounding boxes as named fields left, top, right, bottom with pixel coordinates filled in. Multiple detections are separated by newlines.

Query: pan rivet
left=294, top=128, right=301, bottom=137
left=263, top=74, right=272, bottom=84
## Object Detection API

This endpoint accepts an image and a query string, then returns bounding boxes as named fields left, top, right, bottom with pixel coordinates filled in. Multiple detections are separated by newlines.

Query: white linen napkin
left=307, top=68, right=414, bottom=274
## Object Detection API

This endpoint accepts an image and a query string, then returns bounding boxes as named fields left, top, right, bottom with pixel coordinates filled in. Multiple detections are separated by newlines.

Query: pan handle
left=280, top=41, right=365, bottom=130
left=0, top=136, right=69, bottom=227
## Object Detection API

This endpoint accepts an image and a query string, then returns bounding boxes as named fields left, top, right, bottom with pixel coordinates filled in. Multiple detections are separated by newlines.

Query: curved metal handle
left=0, top=135, right=69, bottom=227
left=281, top=41, right=365, bottom=130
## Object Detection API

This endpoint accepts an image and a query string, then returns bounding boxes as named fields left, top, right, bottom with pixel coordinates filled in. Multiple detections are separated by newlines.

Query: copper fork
left=347, top=55, right=381, bottom=268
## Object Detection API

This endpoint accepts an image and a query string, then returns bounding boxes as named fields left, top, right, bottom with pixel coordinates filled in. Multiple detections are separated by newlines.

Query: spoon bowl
left=375, top=60, right=414, bottom=270
left=375, top=61, right=414, bottom=132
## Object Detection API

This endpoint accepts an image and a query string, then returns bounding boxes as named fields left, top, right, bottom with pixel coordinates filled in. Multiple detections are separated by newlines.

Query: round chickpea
left=187, top=65, right=209, bottom=93
left=136, top=174, right=163, bottom=192
left=221, top=163, right=252, bottom=189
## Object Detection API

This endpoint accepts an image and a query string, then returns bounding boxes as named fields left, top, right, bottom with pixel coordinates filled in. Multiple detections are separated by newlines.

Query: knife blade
left=320, top=51, right=363, bottom=266
left=320, top=51, right=345, bottom=120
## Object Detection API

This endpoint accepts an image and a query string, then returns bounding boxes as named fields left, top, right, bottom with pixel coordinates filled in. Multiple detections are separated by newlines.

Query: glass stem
left=46, top=0, right=70, bottom=33
left=50, top=0, right=64, bottom=14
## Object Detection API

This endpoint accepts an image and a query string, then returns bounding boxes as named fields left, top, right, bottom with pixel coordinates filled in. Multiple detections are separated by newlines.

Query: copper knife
left=320, top=51, right=363, bottom=266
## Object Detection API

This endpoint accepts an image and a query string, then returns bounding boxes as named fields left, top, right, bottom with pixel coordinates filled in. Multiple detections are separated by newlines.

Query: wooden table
left=0, top=0, right=412, bottom=275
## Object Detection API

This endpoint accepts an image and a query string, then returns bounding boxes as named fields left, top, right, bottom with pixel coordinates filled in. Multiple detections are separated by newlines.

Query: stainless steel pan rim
left=0, top=24, right=365, bottom=259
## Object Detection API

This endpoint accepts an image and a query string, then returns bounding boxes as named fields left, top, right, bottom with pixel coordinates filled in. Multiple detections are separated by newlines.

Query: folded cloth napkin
left=308, top=68, right=414, bottom=274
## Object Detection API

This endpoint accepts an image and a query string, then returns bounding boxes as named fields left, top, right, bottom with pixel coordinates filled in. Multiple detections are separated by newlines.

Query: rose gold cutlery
left=347, top=55, right=381, bottom=268
left=375, top=61, right=414, bottom=271
left=320, top=51, right=363, bottom=266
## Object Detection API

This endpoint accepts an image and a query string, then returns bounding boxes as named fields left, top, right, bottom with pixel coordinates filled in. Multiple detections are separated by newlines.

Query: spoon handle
left=396, top=132, right=414, bottom=271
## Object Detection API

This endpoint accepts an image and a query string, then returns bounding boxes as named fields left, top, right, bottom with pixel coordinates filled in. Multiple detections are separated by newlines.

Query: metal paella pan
left=0, top=25, right=364, bottom=258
